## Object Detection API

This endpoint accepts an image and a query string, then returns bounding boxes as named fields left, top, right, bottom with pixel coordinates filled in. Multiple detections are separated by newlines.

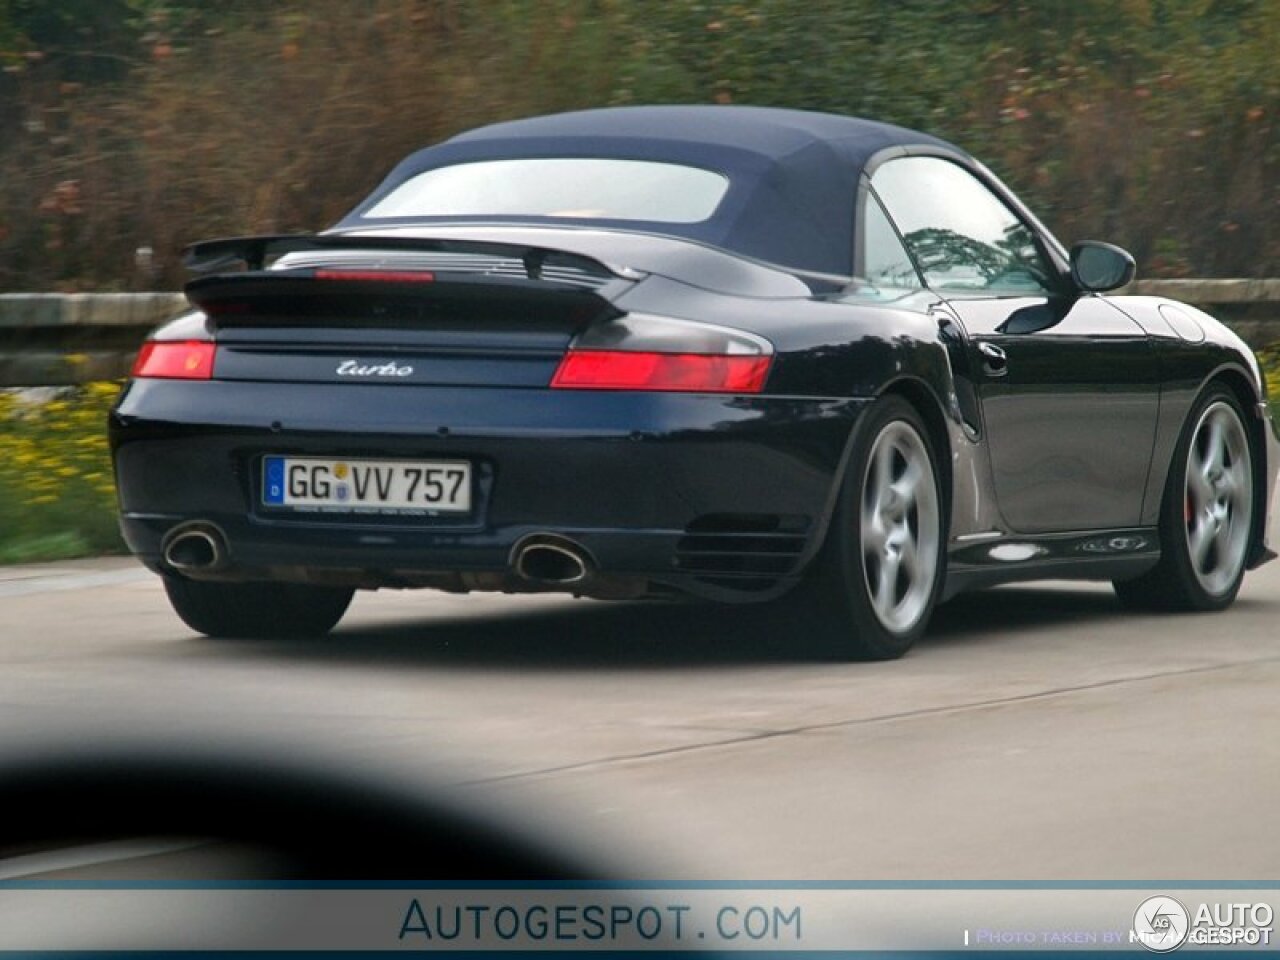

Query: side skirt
left=941, top=526, right=1160, bottom=601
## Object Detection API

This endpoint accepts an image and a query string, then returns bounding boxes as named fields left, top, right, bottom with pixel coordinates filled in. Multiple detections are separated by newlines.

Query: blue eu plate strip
left=263, top=456, right=285, bottom=505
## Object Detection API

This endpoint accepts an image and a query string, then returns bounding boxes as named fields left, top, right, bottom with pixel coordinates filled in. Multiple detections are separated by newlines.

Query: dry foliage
left=0, top=0, right=1276, bottom=291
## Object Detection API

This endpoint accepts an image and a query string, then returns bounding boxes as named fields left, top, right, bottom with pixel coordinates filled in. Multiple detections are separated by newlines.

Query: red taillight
left=314, top=269, right=435, bottom=283
left=131, top=340, right=216, bottom=380
left=551, top=350, right=771, bottom=393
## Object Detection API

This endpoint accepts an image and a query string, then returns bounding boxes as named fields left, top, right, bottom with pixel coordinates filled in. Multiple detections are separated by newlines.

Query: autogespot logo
left=1132, top=896, right=1191, bottom=952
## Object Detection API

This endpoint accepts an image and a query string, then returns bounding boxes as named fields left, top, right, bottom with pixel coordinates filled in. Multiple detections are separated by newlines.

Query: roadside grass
left=0, top=349, right=1278, bottom=566
left=0, top=382, right=124, bottom=564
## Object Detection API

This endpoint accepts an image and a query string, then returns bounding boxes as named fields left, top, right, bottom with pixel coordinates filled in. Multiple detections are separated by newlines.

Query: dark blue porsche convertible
left=110, top=106, right=1278, bottom=658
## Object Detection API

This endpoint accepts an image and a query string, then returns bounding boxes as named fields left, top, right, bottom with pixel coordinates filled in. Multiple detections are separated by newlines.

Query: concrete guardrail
left=0, top=293, right=186, bottom=387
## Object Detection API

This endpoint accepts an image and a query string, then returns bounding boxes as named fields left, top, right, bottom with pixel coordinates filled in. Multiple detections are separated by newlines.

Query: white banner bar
left=0, top=887, right=1274, bottom=952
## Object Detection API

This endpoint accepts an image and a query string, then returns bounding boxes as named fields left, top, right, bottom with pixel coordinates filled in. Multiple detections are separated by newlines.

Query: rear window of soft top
left=363, top=158, right=730, bottom=224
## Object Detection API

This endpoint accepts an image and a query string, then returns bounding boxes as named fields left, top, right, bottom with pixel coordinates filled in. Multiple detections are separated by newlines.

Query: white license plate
left=262, top=456, right=472, bottom=514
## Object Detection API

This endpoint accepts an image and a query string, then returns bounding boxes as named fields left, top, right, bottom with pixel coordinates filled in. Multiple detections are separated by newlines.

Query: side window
left=859, top=191, right=923, bottom=295
left=870, top=157, right=1055, bottom=295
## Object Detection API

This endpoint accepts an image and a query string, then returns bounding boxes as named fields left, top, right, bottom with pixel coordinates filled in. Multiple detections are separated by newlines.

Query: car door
left=869, top=156, right=1159, bottom=534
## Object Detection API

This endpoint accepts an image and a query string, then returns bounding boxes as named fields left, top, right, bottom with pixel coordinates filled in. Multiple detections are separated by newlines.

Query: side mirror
left=1070, top=241, right=1136, bottom=293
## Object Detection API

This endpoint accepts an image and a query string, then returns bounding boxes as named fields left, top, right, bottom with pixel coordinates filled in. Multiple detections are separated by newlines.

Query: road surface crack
left=462, top=653, right=1280, bottom=786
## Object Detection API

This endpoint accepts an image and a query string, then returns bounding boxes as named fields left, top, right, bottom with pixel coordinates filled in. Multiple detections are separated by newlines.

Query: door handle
left=978, top=342, right=1008, bottom=376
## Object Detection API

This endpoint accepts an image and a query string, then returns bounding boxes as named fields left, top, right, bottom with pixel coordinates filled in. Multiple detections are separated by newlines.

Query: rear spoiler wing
left=182, top=233, right=617, bottom=281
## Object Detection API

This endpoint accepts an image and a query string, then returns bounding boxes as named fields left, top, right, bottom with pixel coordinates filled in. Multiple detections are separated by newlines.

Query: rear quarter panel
left=1105, top=295, right=1276, bottom=555
left=614, top=277, right=998, bottom=543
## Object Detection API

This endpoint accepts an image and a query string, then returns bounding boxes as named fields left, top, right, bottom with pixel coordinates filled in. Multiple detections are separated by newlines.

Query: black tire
left=1113, top=385, right=1256, bottom=612
left=789, top=395, right=946, bottom=660
left=163, top=576, right=354, bottom=639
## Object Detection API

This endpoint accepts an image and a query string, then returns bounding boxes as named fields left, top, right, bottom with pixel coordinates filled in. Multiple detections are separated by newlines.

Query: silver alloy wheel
left=1184, top=400, right=1253, bottom=597
left=859, top=420, right=941, bottom=634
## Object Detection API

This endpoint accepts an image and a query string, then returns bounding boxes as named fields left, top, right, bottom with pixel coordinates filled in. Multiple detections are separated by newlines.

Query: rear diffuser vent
left=675, top=513, right=810, bottom=587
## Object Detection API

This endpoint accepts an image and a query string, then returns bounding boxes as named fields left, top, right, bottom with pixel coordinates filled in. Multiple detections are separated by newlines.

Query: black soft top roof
left=337, top=106, right=959, bottom=276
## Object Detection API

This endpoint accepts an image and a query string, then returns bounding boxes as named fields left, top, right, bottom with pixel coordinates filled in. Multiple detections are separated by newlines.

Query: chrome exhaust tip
left=162, top=524, right=227, bottom=573
left=513, top=537, right=591, bottom=585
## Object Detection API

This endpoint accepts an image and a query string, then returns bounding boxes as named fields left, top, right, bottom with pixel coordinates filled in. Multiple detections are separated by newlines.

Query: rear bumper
left=110, top=380, right=864, bottom=599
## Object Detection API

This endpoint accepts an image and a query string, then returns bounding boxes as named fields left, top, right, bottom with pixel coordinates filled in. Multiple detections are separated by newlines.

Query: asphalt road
left=2, top=515, right=1278, bottom=881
